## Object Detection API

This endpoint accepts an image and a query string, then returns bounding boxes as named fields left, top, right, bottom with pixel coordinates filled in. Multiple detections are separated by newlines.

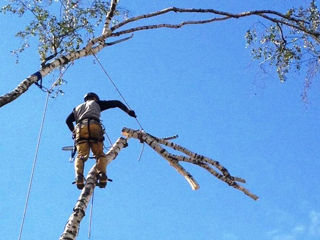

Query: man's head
left=84, top=92, right=100, bottom=102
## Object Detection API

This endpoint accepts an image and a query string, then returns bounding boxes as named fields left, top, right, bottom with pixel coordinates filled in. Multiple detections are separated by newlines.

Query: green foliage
left=2, top=0, right=320, bottom=86
left=1, top=0, right=128, bottom=63
left=245, top=0, right=320, bottom=82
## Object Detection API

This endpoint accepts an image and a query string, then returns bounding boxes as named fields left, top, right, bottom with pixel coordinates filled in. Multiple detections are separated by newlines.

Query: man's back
left=74, top=100, right=101, bottom=122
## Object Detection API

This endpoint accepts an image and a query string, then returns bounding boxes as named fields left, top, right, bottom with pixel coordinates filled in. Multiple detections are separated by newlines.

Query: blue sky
left=1, top=0, right=320, bottom=240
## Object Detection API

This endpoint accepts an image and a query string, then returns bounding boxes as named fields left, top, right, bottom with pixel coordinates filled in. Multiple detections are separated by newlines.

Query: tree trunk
left=60, top=128, right=258, bottom=239
left=59, top=137, right=128, bottom=240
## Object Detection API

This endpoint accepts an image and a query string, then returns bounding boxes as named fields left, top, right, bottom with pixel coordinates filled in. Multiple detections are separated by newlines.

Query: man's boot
left=75, top=174, right=85, bottom=190
left=97, top=172, right=107, bottom=188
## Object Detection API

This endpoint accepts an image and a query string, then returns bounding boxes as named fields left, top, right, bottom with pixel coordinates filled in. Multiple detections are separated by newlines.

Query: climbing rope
left=89, top=51, right=146, bottom=237
left=91, top=51, right=144, bottom=130
left=91, top=51, right=146, bottom=162
left=88, top=189, right=95, bottom=239
left=103, top=125, right=113, bottom=147
left=18, top=65, right=70, bottom=240
left=18, top=90, right=50, bottom=240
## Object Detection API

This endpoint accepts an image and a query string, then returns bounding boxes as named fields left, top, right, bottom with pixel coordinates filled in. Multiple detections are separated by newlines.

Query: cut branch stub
left=122, top=127, right=258, bottom=200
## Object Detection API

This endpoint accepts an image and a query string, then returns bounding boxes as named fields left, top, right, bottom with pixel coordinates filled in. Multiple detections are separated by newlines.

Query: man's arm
left=66, top=112, right=75, bottom=132
left=98, top=100, right=136, bottom=117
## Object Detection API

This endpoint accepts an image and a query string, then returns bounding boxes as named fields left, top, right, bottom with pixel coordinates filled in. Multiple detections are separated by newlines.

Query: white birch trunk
left=59, top=137, right=128, bottom=240
left=0, top=0, right=120, bottom=108
left=0, top=43, right=105, bottom=108
left=60, top=128, right=258, bottom=239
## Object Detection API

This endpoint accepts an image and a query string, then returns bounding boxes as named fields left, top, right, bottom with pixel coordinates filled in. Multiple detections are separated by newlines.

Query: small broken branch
left=104, top=34, right=134, bottom=47
left=162, top=134, right=179, bottom=141
left=122, top=128, right=258, bottom=200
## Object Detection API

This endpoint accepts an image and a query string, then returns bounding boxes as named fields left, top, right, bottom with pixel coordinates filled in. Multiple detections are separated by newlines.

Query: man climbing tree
left=66, top=92, right=136, bottom=189
left=1, top=1, right=318, bottom=239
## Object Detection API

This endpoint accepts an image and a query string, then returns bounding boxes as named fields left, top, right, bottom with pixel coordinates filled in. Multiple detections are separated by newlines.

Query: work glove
left=128, top=110, right=137, bottom=118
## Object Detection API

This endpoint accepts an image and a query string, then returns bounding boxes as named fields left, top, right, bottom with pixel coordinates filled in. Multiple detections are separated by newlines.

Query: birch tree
left=3, top=2, right=315, bottom=239
left=60, top=128, right=258, bottom=240
left=1, top=0, right=320, bottom=107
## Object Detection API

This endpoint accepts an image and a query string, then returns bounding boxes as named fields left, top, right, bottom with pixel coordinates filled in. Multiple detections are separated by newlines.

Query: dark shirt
left=66, top=100, right=130, bottom=132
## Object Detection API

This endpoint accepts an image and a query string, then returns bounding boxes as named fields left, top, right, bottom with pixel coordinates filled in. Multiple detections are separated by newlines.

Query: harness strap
left=76, top=117, right=100, bottom=124
left=75, top=117, right=105, bottom=144
left=76, top=137, right=104, bottom=144
left=88, top=118, right=92, bottom=142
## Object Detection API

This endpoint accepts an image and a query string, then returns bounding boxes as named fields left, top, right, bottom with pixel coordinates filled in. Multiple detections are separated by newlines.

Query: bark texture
left=59, top=137, right=128, bottom=240
left=1, top=2, right=317, bottom=108
left=60, top=128, right=258, bottom=239
left=122, top=128, right=258, bottom=200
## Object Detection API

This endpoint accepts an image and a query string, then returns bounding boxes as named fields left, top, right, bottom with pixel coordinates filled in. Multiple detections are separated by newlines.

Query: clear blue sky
left=1, top=0, right=320, bottom=240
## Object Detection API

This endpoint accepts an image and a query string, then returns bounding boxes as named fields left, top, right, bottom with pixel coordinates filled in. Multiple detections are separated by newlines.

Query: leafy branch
left=1, top=1, right=320, bottom=107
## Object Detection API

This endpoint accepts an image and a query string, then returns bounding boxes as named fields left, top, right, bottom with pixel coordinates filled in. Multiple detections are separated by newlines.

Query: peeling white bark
left=59, top=137, right=128, bottom=240
left=0, top=44, right=103, bottom=108
left=0, top=0, right=119, bottom=108
left=60, top=128, right=258, bottom=239
left=102, top=0, right=119, bottom=35
left=122, top=128, right=258, bottom=200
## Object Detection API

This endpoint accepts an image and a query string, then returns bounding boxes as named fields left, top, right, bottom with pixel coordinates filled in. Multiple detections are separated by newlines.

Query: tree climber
left=66, top=92, right=136, bottom=189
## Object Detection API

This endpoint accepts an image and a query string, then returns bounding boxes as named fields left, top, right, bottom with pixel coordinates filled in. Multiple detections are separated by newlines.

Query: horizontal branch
left=111, top=7, right=293, bottom=32
left=154, top=134, right=233, bottom=179
left=105, top=34, right=134, bottom=46
left=122, top=128, right=258, bottom=200
left=0, top=34, right=132, bottom=108
left=110, top=6, right=318, bottom=43
left=0, top=48, right=88, bottom=107
left=110, top=17, right=230, bottom=38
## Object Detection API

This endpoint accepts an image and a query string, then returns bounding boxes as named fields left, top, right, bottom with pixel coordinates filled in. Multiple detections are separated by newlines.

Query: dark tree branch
left=258, top=13, right=320, bottom=42
left=110, top=17, right=231, bottom=37
left=104, top=34, right=133, bottom=47
left=111, top=7, right=307, bottom=31
left=276, top=22, right=287, bottom=45
left=110, top=7, right=319, bottom=42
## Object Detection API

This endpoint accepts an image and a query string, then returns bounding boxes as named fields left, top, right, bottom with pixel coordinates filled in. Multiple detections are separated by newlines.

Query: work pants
left=74, top=122, right=108, bottom=177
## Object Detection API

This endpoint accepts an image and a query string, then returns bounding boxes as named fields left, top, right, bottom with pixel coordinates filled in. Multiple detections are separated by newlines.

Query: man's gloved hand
left=128, top=110, right=137, bottom=118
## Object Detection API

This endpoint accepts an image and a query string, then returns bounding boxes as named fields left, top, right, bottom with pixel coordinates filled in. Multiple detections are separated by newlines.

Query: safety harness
left=75, top=117, right=105, bottom=144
